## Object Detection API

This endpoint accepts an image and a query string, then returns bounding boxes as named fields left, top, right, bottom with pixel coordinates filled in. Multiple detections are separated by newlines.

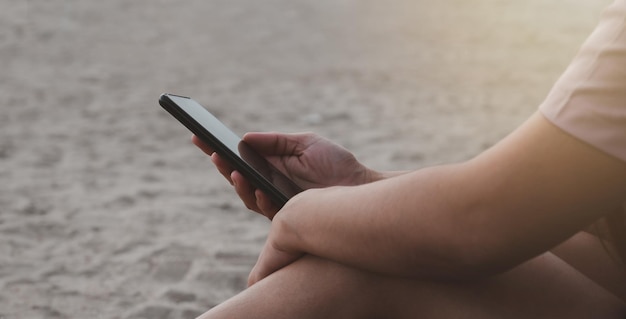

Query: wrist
left=367, top=169, right=411, bottom=183
left=272, top=190, right=311, bottom=253
left=272, top=187, right=332, bottom=256
left=366, top=169, right=383, bottom=183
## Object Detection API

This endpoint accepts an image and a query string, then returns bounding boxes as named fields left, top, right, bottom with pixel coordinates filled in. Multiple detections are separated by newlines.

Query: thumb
left=243, top=132, right=313, bottom=156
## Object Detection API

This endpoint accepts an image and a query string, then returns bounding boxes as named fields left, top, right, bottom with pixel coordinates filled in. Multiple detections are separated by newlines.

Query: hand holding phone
left=159, top=93, right=304, bottom=208
left=160, top=93, right=375, bottom=217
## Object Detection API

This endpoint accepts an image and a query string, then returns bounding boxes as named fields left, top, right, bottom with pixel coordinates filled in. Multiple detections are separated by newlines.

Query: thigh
left=197, top=255, right=383, bottom=319
left=379, top=252, right=626, bottom=319
left=551, top=231, right=626, bottom=300
left=199, top=253, right=625, bottom=319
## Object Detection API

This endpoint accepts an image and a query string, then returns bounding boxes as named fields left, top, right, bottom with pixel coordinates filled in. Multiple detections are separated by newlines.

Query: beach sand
left=0, top=0, right=609, bottom=318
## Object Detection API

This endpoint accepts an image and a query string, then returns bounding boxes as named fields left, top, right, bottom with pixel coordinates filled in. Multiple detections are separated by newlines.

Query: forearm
left=367, top=169, right=411, bottom=183
left=273, top=114, right=626, bottom=280
left=274, top=163, right=486, bottom=279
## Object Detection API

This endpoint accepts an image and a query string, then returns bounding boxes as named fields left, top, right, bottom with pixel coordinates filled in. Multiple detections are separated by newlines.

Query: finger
left=248, top=263, right=263, bottom=287
left=232, top=171, right=261, bottom=213
left=191, top=135, right=215, bottom=155
left=242, top=132, right=315, bottom=156
left=248, top=239, right=304, bottom=287
left=248, top=241, right=272, bottom=287
left=255, top=189, right=280, bottom=220
left=211, top=153, right=234, bottom=184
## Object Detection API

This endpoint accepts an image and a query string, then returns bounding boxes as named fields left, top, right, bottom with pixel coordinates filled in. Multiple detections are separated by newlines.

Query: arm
left=193, top=132, right=408, bottom=218
left=249, top=112, right=626, bottom=283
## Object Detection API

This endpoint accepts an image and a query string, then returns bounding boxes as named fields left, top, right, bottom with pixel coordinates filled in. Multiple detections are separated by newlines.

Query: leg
left=381, top=252, right=625, bottom=319
left=551, top=231, right=626, bottom=300
left=198, top=246, right=625, bottom=319
left=197, top=256, right=380, bottom=319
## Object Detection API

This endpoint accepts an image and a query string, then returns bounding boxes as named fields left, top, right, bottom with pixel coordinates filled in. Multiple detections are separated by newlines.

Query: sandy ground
left=0, top=0, right=611, bottom=318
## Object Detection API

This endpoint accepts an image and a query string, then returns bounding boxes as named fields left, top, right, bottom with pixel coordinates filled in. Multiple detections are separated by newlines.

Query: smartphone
left=159, top=93, right=303, bottom=207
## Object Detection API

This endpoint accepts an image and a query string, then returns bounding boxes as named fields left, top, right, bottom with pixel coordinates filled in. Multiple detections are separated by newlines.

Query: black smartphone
left=159, top=93, right=303, bottom=207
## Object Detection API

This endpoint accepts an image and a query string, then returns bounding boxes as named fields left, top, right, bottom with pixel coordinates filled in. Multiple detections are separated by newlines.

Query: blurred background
left=0, top=0, right=609, bottom=318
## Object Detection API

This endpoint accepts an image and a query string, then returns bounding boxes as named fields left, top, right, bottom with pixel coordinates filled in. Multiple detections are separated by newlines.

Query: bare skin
left=191, top=113, right=626, bottom=318
left=199, top=251, right=624, bottom=319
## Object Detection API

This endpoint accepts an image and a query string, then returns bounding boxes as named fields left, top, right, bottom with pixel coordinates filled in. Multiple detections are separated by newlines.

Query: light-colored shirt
left=540, top=0, right=626, bottom=163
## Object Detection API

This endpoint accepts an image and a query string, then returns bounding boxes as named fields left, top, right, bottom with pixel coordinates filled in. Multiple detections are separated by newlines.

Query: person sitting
left=193, top=1, right=626, bottom=317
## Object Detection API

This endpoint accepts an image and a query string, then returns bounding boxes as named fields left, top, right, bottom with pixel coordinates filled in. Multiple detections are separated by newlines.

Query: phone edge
left=158, top=93, right=290, bottom=207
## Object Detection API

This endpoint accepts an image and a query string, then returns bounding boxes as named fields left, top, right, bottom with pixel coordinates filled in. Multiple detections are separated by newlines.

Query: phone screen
left=159, top=93, right=303, bottom=207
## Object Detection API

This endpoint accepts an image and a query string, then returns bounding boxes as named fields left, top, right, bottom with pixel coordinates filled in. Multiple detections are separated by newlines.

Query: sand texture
left=0, top=0, right=610, bottom=318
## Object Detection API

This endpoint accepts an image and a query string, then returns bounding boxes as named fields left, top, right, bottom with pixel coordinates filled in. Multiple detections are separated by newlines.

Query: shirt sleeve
left=539, top=0, right=626, bottom=163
